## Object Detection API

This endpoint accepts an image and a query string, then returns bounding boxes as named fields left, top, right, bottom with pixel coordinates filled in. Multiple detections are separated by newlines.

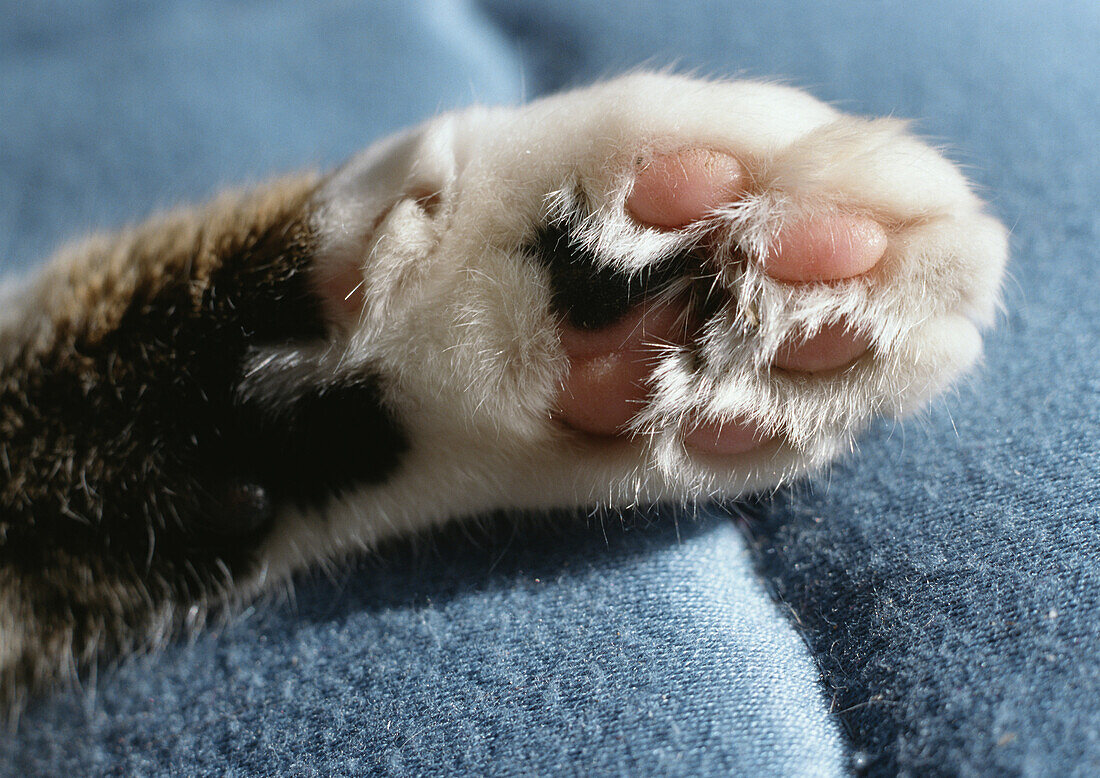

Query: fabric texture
left=3, top=1, right=1099, bottom=776
left=3, top=515, right=845, bottom=777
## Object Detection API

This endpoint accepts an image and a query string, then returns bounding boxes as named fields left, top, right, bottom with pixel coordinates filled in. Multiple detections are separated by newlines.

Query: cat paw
left=0, top=73, right=1010, bottom=701
left=266, top=72, right=1008, bottom=560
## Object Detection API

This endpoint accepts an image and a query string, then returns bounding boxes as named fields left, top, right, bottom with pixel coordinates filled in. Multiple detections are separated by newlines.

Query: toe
left=765, top=213, right=887, bottom=282
left=556, top=352, right=652, bottom=435
left=627, top=149, right=746, bottom=229
left=556, top=302, right=684, bottom=436
left=773, top=320, right=871, bottom=373
left=684, top=416, right=769, bottom=455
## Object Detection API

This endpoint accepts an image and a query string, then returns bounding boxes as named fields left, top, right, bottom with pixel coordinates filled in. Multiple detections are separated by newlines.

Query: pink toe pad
left=765, top=213, right=887, bottom=282
left=683, top=416, right=769, bottom=455
left=773, top=321, right=871, bottom=373
left=627, top=149, right=745, bottom=229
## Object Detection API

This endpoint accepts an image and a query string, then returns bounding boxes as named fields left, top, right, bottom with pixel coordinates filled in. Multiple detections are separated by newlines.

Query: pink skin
left=772, top=322, right=872, bottom=373
left=317, top=263, right=368, bottom=323
left=682, top=416, right=768, bottom=455
left=625, top=149, right=747, bottom=228
left=556, top=303, right=684, bottom=436
left=764, top=213, right=887, bottom=283
left=557, top=149, right=888, bottom=453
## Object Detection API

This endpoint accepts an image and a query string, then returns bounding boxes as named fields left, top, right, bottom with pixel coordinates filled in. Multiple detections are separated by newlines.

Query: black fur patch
left=238, top=380, right=409, bottom=511
left=530, top=222, right=689, bottom=329
left=0, top=188, right=407, bottom=705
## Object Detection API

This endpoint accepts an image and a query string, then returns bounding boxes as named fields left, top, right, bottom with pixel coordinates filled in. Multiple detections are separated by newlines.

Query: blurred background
left=4, top=0, right=1080, bottom=273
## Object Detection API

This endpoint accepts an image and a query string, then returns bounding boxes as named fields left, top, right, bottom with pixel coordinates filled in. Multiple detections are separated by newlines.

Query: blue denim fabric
left=3, top=515, right=846, bottom=777
left=4, top=0, right=1100, bottom=775
left=0, top=0, right=524, bottom=271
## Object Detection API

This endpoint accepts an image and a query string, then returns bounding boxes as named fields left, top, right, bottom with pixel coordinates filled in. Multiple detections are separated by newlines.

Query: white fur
left=244, top=73, right=1007, bottom=583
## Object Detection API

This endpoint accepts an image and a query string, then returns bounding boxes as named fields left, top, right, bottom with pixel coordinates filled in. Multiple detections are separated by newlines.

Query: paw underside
left=0, top=73, right=1007, bottom=709
left=294, top=73, right=1006, bottom=545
